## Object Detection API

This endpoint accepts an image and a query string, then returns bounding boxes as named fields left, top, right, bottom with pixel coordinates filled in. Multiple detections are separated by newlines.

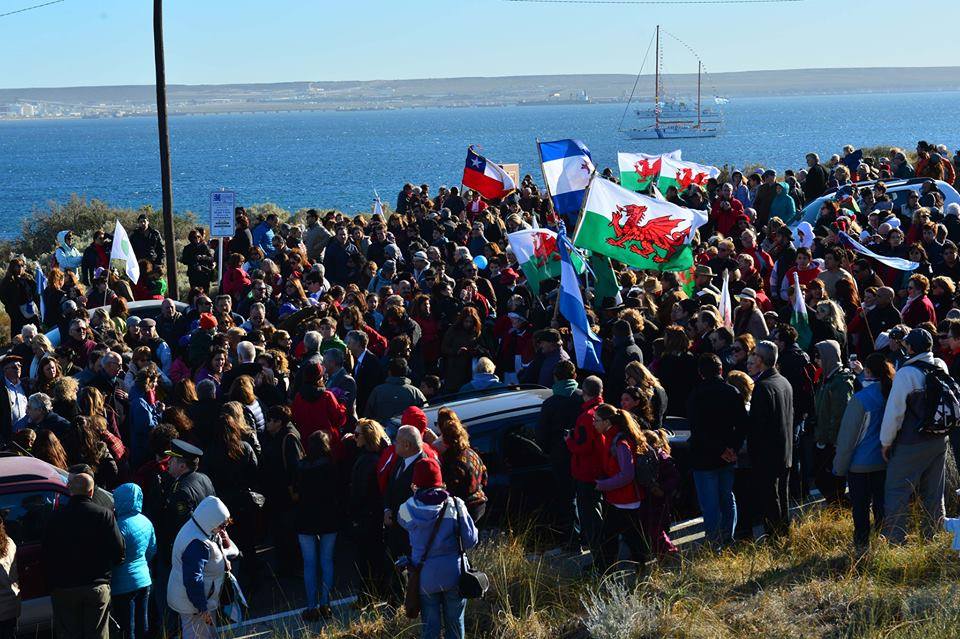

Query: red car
left=0, top=455, right=72, bottom=632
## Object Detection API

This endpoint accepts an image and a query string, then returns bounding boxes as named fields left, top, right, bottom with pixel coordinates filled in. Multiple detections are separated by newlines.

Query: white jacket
left=879, top=351, right=948, bottom=447
left=167, top=496, right=237, bottom=615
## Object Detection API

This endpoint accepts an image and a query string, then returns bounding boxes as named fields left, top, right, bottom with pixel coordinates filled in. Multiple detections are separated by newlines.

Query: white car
left=791, top=178, right=960, bottom=230
left=44, top=299, right=189, bottom=347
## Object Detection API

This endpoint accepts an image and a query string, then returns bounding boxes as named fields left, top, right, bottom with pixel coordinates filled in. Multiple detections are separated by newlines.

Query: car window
left=0, top=490, right=65, bottom=546
left=889, top=189, right=910, bottom=210
left=498, top=414, right=547, bottom=470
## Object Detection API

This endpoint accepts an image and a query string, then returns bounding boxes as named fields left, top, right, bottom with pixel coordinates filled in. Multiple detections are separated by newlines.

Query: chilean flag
left=462, top=146, right=516, bottom=200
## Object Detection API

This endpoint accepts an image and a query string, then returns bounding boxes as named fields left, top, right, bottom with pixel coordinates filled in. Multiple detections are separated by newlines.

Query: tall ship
left=621, top=26, right=723, bottom=140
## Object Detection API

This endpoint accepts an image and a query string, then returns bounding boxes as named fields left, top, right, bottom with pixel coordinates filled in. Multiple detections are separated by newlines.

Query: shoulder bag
left=404, top=499, right=449, bottom=619
left=454, top=498, right=489, bottom=599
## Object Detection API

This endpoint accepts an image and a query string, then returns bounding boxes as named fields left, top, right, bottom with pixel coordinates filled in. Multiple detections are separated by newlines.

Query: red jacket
left=565, top=395, right=605, bottom=482
left=222, top=266, right=251, bottom=300
left=710, top=197, right=745, bottom=236
left=597, top=433, right=642, bottom=507
left=901, top=295, right=937, bottom=328
left=292, top=387, right=347, bottom=449
left=364, top=326, right=388, bottom=358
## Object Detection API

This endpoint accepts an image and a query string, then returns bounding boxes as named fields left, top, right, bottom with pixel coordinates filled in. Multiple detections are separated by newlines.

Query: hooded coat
left=112, top=483, right=158, bottom=595
left=54, top=231, right=83, bottom=271
left=167, top=496, right=238, bottom=615
left=770, top=182, right=798, bottom=222
left=397, top=490, right=478, bottom=594
left=814, top=340, right=856, bottom=446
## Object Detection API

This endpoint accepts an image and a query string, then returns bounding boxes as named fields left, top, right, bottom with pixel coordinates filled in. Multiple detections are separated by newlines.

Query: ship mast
left=697, top=60, right=702, bottom=129
left=654, top=25, right=660, bottom=130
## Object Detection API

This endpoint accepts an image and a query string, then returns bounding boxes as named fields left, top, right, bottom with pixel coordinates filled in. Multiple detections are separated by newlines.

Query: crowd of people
left=0, top=139, right=958, bottom=639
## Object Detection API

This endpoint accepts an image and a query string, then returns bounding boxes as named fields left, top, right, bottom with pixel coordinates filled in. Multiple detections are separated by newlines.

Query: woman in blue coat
left=112, top=483, right=157, bottom=639
left=833, top=353, right=893, bottom=548
left=398, top=457, right=478, bottom=639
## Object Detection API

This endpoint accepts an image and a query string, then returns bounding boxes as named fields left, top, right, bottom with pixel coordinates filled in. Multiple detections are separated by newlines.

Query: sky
left=2, top=0, right=959, bottom=88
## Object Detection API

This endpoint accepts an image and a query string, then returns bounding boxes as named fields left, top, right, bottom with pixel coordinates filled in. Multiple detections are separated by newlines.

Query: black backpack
left=908, top=361, right=960, bottom=436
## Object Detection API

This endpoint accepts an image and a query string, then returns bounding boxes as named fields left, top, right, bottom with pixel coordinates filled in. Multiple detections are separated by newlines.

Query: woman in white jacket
left=167, top=496, right=239, bottom=639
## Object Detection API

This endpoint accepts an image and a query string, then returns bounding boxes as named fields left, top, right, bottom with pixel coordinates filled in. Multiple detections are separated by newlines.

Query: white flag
left=719, top=269, right=733, bottom=329
left=373, top=190, right=384, bottom=216
left=110, top=220, right=140, bottom=284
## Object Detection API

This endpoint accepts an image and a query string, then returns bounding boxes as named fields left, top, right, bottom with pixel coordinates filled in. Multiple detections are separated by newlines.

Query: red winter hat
left=412, top=457, right=443, bottom=489
left=401, top=406, right=428, bottom=435
left=199, top=312, right=218, bottom=330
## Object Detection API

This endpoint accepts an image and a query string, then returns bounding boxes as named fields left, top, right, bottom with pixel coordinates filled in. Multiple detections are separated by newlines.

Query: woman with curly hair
left=69, top=416, right=119, bottom=489
left=436, top=408, right=488, bottom=522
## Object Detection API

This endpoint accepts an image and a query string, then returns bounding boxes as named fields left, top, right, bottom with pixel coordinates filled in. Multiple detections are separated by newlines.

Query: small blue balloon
left=473, top=255, right=488, bottom=270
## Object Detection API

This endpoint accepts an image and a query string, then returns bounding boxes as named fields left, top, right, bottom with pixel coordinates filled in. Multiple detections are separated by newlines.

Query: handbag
left=404, top=500, right=449, bottom=619
left=455, top=500, right=489, bottom=599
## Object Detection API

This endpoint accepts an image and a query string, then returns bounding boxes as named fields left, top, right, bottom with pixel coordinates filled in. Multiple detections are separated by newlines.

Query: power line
left=504, top=0, right=803, bottom=4
left=0, top=0, right=66, bottom=20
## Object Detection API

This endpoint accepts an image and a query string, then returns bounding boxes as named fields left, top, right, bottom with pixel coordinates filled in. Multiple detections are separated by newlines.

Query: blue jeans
left=299, top=533, right=337, bottom=607
left=693, top=467, right=737, bottom=545
left=420, top=589, right=465, bottom=639
left=114, top=586, right=150, bottom=639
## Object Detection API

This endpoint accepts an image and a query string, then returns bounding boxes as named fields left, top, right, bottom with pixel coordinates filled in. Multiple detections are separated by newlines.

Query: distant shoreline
left=2, top=86, right=960, bottom=122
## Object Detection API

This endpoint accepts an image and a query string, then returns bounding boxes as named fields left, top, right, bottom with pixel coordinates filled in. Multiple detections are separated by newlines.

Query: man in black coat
left=535, top=360, right=582, bottom=542
left=42, top=472, right=125, bottom=639
left=382, top=425, right=425, bottom=600
left=772, top=324, right=815, bottom=499
left=603, top=320, right=643, bottom=402
left=129, top=213, right=165, bottom=267
left=744, top=341, right=794, bottom=537
left=346, top=330, right=384, bottom=418
left=686, top=353, right=748, bottom=544
left=802, top=153, right=830, bottom=201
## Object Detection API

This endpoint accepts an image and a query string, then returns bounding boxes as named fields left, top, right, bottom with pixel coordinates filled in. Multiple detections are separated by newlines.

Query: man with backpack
left=880, top=328, right=958, bottom=544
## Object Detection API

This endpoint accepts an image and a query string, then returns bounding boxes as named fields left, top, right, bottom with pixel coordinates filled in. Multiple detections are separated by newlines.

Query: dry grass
left=303, top=508, right=960, bottom=639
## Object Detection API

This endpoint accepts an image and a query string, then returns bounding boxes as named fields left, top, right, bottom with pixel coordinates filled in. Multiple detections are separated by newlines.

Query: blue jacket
left=459, top=373, right=504, bottom=393
left=398, top=490, right=478, bottom=595
left=111, top=483, right=157, bottom=595
left=833, top=382, right=886, bottom=475
left=128, top=386, right=159, bottom=468
left=251, top=221, right=275, bottom=257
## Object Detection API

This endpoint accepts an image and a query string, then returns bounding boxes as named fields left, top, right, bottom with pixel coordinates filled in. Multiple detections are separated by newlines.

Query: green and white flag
left=656, top=156, right=720, bottom=193
left=110, top=219, right=140, bottom=284
left=573, top=175, right=707, bottom=272
left=790, top=271, right=812, bottom=350
left=617, top=150, right=681, bottom=192
left=507, top=228, right=584, bottom=295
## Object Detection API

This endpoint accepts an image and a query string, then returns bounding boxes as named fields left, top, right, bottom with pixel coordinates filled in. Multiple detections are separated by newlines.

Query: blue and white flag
left=538, top=139, right=595, bottom=225
left=35, top=265, right=46, bottom=324
left=556, top=225, right=603, bottom=373
left=838, top=231, right=919, bottom=272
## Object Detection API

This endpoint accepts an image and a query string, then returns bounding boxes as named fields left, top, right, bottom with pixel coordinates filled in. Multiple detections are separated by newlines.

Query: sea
left=0, top=90, right=958, bottom=238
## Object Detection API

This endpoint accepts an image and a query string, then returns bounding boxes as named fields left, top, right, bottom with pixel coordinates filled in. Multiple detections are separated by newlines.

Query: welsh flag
left=617, top=150, right=681, bottom=192
left=573, top=175, right=707, bottom=272
left=656, top=156, right=720, bottom=193
left=790, top=271, right=813, bottom=350
left=507, top=228, right=585, bottom=295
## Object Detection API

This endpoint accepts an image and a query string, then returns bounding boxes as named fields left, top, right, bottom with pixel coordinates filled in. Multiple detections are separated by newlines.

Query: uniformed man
left=154, top=440, right=215, bottom=632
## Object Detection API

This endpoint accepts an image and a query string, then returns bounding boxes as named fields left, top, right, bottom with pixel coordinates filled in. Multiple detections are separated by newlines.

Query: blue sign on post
left=209, top=190, right=236, bottom=238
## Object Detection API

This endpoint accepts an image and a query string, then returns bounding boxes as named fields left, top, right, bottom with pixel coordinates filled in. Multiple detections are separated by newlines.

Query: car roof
left=44, top=299, right=190, bottom=347
left=0, top=455, right=67, bottom=487
left=392, top=386, right=552, bottom=431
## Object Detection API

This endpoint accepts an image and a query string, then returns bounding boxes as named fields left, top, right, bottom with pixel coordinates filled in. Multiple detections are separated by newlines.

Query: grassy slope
left=309, top=508, right=960, bottom=639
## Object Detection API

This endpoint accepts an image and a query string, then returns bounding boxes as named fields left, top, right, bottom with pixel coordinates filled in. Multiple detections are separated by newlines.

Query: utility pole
left=153, top=0, right=178, bottom=299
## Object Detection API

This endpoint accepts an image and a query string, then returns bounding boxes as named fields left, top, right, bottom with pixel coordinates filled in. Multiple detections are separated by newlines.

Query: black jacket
left=157, top=469, right=216, bottom=550
left=535, top=389, right=583, bottom=466
left=259, top=424, right=303, bottom=508
left=778, top=343, right=813, bottom=422
left=293, top=456, right=342, bottom=535
left=746, top=369, right=794, bottom=473
left=349, top=448, right=383, bottom=524
left=802, top=164, right=829, bottom=200
left=657, top=352, right=698, bottom=417
left=604, top=335, right=643, bottom=401
left=42, top=495, right=124, bottom=589
left=203, top=441, right=259, bottom=514
left=352, top=350, right=384, bottom=418
left=130, top=227, right=165, bottom=265
left=384, top=452, right=421, bottom=518
left=686, top=378, right=747, bottom=471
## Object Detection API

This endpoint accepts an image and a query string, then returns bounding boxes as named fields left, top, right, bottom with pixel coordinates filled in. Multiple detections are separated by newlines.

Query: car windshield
left=0, top=490, right=64, bottom=546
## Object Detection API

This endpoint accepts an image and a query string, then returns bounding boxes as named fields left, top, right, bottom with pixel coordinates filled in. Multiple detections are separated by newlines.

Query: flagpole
left=570, top=171, right=596, bottom=246
left=859, top=302, right=876, bottom=351
left=535, top=138, right=551, bottom=228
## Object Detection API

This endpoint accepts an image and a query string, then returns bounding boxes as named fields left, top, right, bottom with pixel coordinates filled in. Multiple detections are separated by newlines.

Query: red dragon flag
left=507, top=228, right=585, bottom=295
left=617, top=150, right=682, bottom=192
left=462, top=146, right=516, bottom=200
left=573, top=175, right=708, bottom=272
left=656, top=156, right=720, bottom=193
